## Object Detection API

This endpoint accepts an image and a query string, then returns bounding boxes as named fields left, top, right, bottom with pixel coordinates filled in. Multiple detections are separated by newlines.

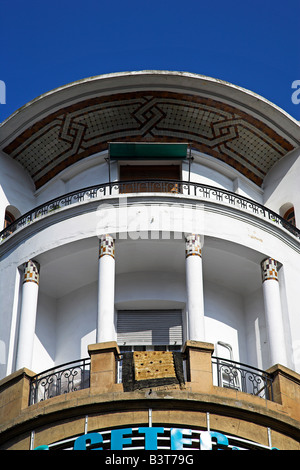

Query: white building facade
left=0, top=70, right=300, bottom=383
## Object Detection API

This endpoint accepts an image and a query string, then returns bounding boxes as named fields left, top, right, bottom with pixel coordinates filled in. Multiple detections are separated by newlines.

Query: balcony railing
left=212, top=356, right=274, bottom=401
left=29, top=358, right=90, bottom=405
left=1, top=180, right=300, bottom=243
left=27, top=354, right=273, bottom=406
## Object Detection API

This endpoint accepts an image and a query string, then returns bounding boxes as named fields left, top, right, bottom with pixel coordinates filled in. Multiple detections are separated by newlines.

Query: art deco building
left=0, top=71, right=299, bottom=450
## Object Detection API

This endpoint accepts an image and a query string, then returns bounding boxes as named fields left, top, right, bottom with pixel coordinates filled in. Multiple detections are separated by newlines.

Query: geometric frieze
left=99, top=234, right=115, bottom=259
left=261, top=257, right=279, bottom=282
left=23, top=259, right=40, bottom=285
left=3, top=91, right=294, bottom=189
left=185, top=234, right=202, bottom=258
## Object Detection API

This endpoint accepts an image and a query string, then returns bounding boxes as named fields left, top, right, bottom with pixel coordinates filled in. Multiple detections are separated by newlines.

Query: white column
left=185, top=234, right=205, bottom=341
left=16, top=260, right=40, bottom=371
left=261, top=258, right=287, bottom=367
left=97, top=234, right=116, bottom=343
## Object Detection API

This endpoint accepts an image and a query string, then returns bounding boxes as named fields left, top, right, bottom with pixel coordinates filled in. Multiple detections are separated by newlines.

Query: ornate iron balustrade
left=29, top=358, right=90, bottom=405
left=1, top=180, right=300, bottom=243
left=212, top=356, right=274, bottom=401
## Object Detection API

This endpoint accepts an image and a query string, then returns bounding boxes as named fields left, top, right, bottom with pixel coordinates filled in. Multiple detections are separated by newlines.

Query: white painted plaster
left=263, top=147, right=300, bottom=224
left=0, top=150, right=35, bottom=229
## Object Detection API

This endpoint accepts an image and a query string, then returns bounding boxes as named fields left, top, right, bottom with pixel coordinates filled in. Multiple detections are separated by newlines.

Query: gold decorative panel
left=133, top=351, right=176, bottom=382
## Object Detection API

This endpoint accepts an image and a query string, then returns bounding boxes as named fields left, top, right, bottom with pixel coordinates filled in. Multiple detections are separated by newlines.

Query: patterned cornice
left=3, top=90, right=294, bottom=189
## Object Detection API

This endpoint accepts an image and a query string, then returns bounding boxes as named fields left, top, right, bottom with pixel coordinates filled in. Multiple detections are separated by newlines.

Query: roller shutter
left=117, top=310, right=183, bottom=346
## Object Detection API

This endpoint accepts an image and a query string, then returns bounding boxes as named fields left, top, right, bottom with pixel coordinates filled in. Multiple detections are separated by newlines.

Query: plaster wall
left=35, top=156, right=111, bottom=206
left=32, top=291, right=57, bottom=372
left=263, top=147, right=300, bottom=220
left=182, top=160, right=233, bottom=191
left=204, top=281, right=247, bottom=364
left=0, top=150, right=35, bottom=229
left=55, top=282, right=97, bottom=365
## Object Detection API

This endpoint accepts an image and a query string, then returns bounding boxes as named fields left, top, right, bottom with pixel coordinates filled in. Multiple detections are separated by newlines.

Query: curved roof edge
left=1, top=71, right=299, bottom=190
left=1, top=71, right=300, bottom=146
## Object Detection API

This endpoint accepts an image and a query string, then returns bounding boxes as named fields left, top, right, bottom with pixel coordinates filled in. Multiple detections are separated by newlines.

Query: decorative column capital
left=261, top=258, right=278, bottom=282
left=185, top=234, right=202, bottom=258
left=23, top=260, right=40, bottom=285
left=99, top=234, right=115, bottom=259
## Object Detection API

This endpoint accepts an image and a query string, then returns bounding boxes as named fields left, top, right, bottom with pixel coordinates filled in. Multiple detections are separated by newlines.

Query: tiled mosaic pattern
left=99, top=234, right=115, bottom=259
left=23, top=260, right=40, bottom=284
left=3, top=91, right=294, bottom=189
left=185, top=234, right=202, bottom=258
left=261, top=258, right=278, bottom=282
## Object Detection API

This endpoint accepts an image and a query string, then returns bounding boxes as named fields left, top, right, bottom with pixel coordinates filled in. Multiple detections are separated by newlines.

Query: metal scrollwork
left=1, top=180, right=300, bottom=243
left=29, top=358, right=90, bottom=405
left=212, top=356, right=273, bottom=401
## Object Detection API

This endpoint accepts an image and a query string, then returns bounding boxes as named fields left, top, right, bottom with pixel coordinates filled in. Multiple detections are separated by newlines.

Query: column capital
left=185, top=234, right=202, bottom=258
left=23, top=260, right=40, bottom=285
left=99, top=234, right=115, bottom=259
left=261, top=258, right=278, bottom=282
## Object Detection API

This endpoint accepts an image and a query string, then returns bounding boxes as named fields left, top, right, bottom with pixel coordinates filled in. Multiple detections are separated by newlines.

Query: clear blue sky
left=1, top=0, right=300, bottom=122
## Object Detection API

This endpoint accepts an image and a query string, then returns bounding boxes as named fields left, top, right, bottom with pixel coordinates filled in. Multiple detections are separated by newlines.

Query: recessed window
left=119, top=164, right=181, bottom=193
left=283, top=207, right=296, bottom=226
left=4, top=210, right=15, bottom=229
left=110, top=142, right=187, bottom=193
left=117, top=310, right=183, bottom=347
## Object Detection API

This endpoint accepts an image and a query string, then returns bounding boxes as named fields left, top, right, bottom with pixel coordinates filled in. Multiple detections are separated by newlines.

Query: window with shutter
left=117, top=310, right=183, bottom=347
left=119, top=164, right=181, bottom=193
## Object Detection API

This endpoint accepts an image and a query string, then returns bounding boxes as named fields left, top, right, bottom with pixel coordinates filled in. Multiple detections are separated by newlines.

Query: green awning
left=109, top=142, right=188, bottom=160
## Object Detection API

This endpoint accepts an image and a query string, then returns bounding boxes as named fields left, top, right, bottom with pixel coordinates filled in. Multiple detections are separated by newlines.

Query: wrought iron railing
left=212, top=356, right=274, bottom=401
left=1, top=180, right=300, bottom=243
left=27, top=354, right=273, bottom=404
left=29, top=358, right=91, bottom=405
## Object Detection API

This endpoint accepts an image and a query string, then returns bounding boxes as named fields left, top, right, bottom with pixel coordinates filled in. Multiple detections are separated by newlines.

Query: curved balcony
left=1, top=341, right=299, bottom=451
left=1, top=180, right=300, bottom=244
left=28, top=351, right=273, bottom=406
left=29, top=358, right=91, bottom=405
left=211, top=356, right=273, bottom=401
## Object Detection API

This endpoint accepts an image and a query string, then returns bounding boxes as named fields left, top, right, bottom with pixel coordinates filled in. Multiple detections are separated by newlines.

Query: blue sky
left=1, top=0, right=300, bottom=122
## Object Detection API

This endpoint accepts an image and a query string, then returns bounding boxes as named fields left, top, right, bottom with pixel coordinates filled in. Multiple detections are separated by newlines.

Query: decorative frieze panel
left=23, top=260, right=40, bottom=285
left=99, top=234, right=115, bottom=259
left=185, top=234, right=202, bottom=258
left=3, top=91, right=294, bottom=189
left=261, top=258, right=278, bottom=282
